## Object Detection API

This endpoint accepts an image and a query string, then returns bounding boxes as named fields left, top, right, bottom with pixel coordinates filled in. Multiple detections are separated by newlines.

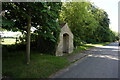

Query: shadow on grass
left=2, top=51, right=69, bottom=78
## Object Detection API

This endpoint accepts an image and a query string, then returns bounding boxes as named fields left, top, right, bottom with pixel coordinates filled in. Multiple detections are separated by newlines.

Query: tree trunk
left=26, top=13, right=31, bottom=64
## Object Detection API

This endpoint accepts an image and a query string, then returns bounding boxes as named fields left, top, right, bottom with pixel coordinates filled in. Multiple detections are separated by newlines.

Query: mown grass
left=86, top=42, right=111, bottom=47
left=2, top=41, right=111, bottom=78
left=73, top=45, right=94, bottom=54
left=1, top=38, right=16, bottom=45
left=73, top=42, right=111, bottom=54
left=3, top=51, right=69, bottom=78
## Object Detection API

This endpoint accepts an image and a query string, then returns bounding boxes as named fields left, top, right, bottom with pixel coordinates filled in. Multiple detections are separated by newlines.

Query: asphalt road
left=53, top=42, right=119, bottom=78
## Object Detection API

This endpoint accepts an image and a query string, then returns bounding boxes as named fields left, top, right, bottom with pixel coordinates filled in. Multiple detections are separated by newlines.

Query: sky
left=90, top=0, right=119, bottom=32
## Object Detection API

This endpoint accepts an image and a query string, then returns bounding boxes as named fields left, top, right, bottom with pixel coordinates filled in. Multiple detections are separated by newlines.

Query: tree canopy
left=2, top=1, right=118, bottom=57
left=2, top=2, right=62, bottom=64
left=59, top=2, right=118, bottom=47
left=2, top=2, right=62, bottom=41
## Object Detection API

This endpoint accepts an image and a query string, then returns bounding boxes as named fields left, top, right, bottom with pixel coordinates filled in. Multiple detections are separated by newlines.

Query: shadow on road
left=51, top=42, right=119, bottom=78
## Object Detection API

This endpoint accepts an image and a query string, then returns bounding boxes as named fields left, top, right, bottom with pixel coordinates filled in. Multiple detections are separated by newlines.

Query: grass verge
left=2, top=42, right=111, bottom=78
left=3, top=51, right=69, bottom=78
left=73, top=42, right=111, bottom=54
left=1, top=38, right=16, bottom=45
left=86, top=42, right=111, bottom=47
left=73, top=45, right=94, bottom=54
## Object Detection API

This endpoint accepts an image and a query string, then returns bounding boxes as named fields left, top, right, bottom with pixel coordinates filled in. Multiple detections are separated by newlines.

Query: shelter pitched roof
left=59, top=23, right=66, bottom=28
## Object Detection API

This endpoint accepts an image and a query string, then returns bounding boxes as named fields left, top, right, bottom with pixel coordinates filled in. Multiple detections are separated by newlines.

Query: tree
left=59, top=1, right=116, bottom=44
left=2, top=2, right=62, bottom=64
left=59, top=2, right=98, bottom=46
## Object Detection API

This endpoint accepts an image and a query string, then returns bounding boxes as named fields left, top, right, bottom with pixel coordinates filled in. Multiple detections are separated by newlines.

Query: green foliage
left=2, top=2, right=118, bottom=53
left=31, top=34, right=58, bottom=54
left=59, top=2, right=99, bottom=46
left=59, top=2, right=118, bottom=46
left=2, top=2, right=62, bottom=54
left=3, top=34, right=59, bottom=55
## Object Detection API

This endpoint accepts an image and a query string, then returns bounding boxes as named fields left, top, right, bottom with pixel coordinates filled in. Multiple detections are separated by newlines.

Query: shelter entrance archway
left=63, top=33, right=69, bottom=53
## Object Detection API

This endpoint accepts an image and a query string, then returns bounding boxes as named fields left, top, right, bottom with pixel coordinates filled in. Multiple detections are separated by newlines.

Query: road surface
left=52, top=42, right=119, bottom=78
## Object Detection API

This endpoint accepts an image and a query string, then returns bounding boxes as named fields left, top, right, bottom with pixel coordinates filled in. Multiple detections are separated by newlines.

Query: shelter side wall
left=56, top=33, right=63, bottom=56
left=69, top=35, right=74, bottom=53
left=56, top=24, right=74, bottom=56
